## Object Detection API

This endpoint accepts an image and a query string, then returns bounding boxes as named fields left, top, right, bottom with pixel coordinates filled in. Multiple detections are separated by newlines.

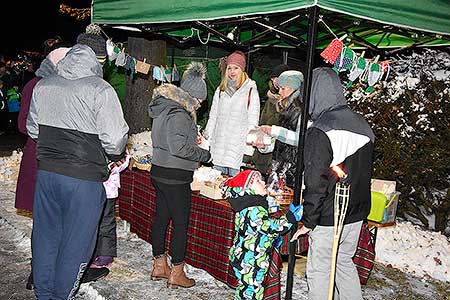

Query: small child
left=222, top=169, right=303, bottom=300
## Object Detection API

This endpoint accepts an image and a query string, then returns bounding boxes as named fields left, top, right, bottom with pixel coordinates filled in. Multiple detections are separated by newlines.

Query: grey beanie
left=277, top=70, right=304, bottom=91
left=76, top=24, right=107, bottom=60
left=180, top=62, right=207, bottom=101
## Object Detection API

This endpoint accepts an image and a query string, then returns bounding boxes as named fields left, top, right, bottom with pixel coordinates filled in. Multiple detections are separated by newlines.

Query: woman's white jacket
left=205, top=78, right=260, bottom=170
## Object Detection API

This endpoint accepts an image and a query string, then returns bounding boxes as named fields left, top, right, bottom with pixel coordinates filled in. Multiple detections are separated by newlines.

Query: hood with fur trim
left=150, top=84, right=199, bottom=122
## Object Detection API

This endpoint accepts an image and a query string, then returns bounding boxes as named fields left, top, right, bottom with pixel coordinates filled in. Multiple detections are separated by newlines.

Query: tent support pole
left=285, top=5, right=319, bottom=300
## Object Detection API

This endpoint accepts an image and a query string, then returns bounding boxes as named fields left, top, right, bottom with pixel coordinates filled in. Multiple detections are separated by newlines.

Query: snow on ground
left=376, top=222, right=450, bottom=282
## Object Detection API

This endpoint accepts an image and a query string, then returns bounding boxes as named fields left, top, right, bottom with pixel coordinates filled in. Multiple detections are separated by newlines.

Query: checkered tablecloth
left=118, top=169, right=312, bottom=299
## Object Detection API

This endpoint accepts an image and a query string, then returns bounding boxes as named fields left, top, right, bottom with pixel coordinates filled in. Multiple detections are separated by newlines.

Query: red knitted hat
left=226, top=51, right=246, bottom=71
left=225, top=169, right=260, bottom=190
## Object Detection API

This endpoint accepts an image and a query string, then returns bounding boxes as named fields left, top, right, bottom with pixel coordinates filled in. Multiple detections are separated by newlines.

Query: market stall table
left=118, top=168, right=309, bottom=300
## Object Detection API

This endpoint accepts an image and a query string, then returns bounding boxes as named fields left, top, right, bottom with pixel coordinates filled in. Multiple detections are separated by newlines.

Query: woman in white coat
left=204, top=51, right=260, bottom=176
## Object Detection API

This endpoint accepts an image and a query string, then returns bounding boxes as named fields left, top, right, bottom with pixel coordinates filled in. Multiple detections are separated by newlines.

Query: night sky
left=1, top=0, right=90, bottom=56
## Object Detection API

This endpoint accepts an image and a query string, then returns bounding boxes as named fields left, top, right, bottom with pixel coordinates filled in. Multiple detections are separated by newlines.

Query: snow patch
left=376, top=221, right=450, bottom=282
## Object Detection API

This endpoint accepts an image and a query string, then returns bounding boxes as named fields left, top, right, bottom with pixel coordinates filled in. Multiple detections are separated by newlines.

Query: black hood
left=309, top=67, right=347, bottom=121
left=309, top=67, right=375, bottom=143
left=228, top=194, right=268, bottom=212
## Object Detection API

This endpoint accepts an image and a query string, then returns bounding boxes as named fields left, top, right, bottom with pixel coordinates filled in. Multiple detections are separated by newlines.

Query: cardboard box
left=371, top=179, right=396, bottom=195
left=191, top=178, right=204, bottom=191
left=200, top=183, right=224, bottom=200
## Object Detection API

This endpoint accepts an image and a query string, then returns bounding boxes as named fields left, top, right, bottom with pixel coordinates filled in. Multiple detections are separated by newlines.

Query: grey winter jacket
left=26, top=44, right=129, bottom=181
left=148, top=84, right=211, bottom=172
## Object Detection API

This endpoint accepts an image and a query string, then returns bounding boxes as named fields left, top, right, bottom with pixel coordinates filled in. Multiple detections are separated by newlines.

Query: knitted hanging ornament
left=152, top=66, right=164, bottom=84
left=365, top=62, right=382, bottom=93
left=160, top=66, right=167, bottom=82
left=164, top=67, right=172, bottom=83
left=115, top=50, right=126, bottom=67
left=106, top=39, right=120, bottom=61
left=379, top=61, right=391, bottom=81
left=172, top=65, right=180, bottom=82
left=347, top=56, right=367, bottom=87
left=332, top=47, right=355, bottom=73
left=129, top=58, right=136, bottom=79
left=320, top=38, right=343, bottom=64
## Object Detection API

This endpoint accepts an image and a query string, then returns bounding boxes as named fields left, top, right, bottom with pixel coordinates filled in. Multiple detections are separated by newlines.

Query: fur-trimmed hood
left=150, top=84, right=198, bottom=122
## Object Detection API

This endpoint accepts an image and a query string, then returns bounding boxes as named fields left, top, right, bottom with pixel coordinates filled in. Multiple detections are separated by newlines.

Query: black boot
left=26, top=271, right=33, bottom=290
left=81, top=267, right=110, bottom=283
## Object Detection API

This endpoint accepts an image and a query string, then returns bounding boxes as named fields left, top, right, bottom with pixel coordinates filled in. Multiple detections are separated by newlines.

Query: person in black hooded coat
left=291, top=67, right=375, bottom=300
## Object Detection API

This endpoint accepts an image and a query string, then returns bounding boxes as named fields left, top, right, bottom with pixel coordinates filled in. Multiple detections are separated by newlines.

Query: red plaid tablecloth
left=118, top=169, right=291, bottom=299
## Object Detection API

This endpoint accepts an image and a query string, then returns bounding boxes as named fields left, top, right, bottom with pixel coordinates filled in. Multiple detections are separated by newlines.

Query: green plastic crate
left=368, top=191, right=387, bottom=222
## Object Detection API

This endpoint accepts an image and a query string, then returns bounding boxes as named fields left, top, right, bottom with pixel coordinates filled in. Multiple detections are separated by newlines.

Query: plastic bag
left=246, top=127, right=271, bottom=146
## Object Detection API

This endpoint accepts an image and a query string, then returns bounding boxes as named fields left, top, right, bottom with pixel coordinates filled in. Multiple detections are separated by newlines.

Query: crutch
left=328, top=166, right=350, bottom=300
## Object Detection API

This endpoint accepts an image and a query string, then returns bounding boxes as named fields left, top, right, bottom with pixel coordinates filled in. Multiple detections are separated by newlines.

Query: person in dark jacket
left=26, top=31, right=129, bottom=300
left=256, top=70, right=304, bottom=187
left=291, top=67, right=375, bottom=300
left=16, top=45, right=71, bottom=214
left=251, top=64, right=290, bottom=174
left=148, top=62, right=211, bottom=288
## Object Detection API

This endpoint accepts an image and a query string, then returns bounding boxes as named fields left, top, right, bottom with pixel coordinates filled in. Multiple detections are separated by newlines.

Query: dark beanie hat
left=270, top=64, right=290, bottom=78
left=180, top=62, right=207, bottom=101
left=76, top=24, right=107, bottom=61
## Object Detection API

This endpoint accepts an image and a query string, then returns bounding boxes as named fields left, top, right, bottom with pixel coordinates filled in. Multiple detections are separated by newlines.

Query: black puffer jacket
left=272, top=96, right=301, bottom=187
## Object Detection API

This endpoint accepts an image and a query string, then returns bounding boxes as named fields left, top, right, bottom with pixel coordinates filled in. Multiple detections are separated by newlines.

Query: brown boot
left=167, top=262, right=196, bottom=288
left=151, top=255, right=171, bottom=280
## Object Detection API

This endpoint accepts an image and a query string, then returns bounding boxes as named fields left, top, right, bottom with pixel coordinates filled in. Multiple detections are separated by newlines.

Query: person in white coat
left=204, top=51, right=260, bottom=176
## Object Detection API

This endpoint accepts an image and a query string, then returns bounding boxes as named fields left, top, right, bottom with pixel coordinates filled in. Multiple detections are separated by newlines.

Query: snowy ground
left=1, top=152, right=449, bottom=300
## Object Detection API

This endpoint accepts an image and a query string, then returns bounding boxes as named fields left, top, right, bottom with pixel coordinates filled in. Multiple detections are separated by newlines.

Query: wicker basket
left=272, top=187, right=294, bottom=205
left=129, top=157, right=151, bottom=172
left=134, top=162, right=151, bottom=172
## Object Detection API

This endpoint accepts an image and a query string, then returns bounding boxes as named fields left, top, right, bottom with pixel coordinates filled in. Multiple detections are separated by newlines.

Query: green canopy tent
left=92, top=0, right=450, bottom=52
left=92, top=1, right=450, bottom=299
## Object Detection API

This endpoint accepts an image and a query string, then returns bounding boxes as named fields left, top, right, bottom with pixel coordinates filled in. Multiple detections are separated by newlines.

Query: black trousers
left=151, top=180, right=191, bottom=264
left=94, top=198, right=117, bottom=257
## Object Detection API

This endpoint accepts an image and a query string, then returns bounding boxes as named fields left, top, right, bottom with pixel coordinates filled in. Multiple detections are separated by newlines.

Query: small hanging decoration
left=164, top=66, right=172, bottom=83
left=318, top=18, right=394, bottom=93
left=152, top=65, right=164, bottom=84
left=379, top=61, right=391, bottom=81
left=332, top=46, right=355, bottom=73
left=171, top=64, right=180, bottom=82
left=365, top=56, right=383, bottom=93
left=347, top=51, right=367, bottom=87
left=320, top=37, right=344, bottom=64
left=135, top=58, right=151, bottom=75
left=320, top=38, right=392, bottom=93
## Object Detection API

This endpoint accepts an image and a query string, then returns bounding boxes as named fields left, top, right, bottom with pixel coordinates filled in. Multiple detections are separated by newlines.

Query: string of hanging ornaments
left=318, top=17, right=391, bottom=93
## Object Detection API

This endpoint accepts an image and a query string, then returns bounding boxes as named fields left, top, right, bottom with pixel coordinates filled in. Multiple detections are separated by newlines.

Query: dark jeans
left=151, top=179, right=191, bottom=264
left=32, top=170, right=105, bottom=300
left=93, top=198, right=117, bottom=258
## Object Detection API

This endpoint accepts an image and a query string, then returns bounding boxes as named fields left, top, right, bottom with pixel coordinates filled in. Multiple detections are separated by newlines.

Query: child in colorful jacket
left=223, top=169, right=303, bottom=300
left=6, top=86, right=20, bottom=113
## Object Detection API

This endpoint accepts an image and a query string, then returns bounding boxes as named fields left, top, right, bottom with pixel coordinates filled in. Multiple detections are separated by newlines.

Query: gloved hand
left=289, top=202, right=303, bottom=222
